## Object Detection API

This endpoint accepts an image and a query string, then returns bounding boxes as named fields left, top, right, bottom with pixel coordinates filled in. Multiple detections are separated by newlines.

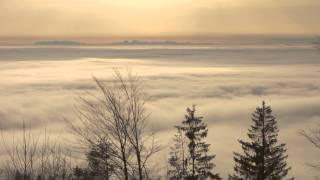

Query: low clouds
left=0, top=46, right=320, bottom=178
left=1, top=46, right=319, bottom=64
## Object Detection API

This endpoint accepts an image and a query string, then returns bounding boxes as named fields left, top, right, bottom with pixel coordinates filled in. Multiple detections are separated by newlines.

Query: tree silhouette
left=229, top=101, right=293, bottom=180
left=300, top=123, right=320, bottom=172
left=86, top=139, right=115, bottom=179
left=168, top=129, right=188, bottom=179
left=70, top=71, right=160, bottom=180
left=168, top=106, right=221, bottom=180
left=1, top=121, right=74, bottom=180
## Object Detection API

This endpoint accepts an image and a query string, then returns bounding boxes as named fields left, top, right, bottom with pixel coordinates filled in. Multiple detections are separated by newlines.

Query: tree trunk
left=192, top=155, right=195, bottom=179
left=137, top=151, right=143, bottom=180
left=121, top=148, right=129, bottom=180
left=261, top=101, right=266, bottom=179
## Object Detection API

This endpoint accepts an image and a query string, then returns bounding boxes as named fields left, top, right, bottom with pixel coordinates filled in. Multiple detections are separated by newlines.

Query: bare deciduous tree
left=1, top=121, right=74, bottom=180
left=300, top=124, right=320, bottom=171
left=70, top=70, right=160, bottom=180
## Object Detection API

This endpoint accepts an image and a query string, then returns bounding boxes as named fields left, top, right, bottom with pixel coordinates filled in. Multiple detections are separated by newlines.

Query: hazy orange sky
left=0, top=0, right=319, bottom=39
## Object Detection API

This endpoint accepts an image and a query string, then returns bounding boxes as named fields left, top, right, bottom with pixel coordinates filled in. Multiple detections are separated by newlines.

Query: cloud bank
left=0, top=46, right=320, bottom=178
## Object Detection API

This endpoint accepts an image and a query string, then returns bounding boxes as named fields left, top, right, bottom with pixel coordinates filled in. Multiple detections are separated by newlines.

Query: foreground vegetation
left=1, top=72, right=318, bottom=180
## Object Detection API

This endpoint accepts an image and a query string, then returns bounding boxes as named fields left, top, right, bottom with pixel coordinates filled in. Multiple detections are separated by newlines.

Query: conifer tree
left=86, top=140, right=115, bottom=180
left=168, top=129, right=188, bottom=179
left=229, top=101, right=293, bottom=180
left=168, top=106, right=221, bottom=180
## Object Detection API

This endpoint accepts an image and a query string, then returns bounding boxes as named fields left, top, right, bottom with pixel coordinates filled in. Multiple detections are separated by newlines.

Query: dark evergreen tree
left=168, top=129, right=188, bottom=180
left=168, top=106, right=221, bottom=180
left=229, top=101, right=293, bottom=180
left=73, top=166, right=89, bottom=180
left=86, top=140, right=115, bottom=180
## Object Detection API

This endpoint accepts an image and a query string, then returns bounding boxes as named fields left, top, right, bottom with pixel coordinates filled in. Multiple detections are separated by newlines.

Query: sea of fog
left=0, top=42, right=320, bottom=179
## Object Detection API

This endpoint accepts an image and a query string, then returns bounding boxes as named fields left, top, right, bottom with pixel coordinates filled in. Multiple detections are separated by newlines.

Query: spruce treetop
left=230, top=101, right=292, bottom=180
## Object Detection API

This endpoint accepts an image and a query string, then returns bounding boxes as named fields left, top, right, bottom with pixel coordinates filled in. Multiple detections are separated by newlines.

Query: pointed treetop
left=230, top=101, right=292, bottom=180
left=187, top=105, right=196, bottom=111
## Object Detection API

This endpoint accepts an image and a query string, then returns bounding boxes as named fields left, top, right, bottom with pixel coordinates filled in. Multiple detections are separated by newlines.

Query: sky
left=0, top=0, right=320, bottom=38
left=1, top=1, right=320, bottom=179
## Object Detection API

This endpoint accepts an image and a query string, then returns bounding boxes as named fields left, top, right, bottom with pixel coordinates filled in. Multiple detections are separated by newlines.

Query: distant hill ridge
left=111, top=40, right=209, bottom=45
left=33, top=40, right=213, bottom=46
left=34, top=40, right=85, bottom=46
